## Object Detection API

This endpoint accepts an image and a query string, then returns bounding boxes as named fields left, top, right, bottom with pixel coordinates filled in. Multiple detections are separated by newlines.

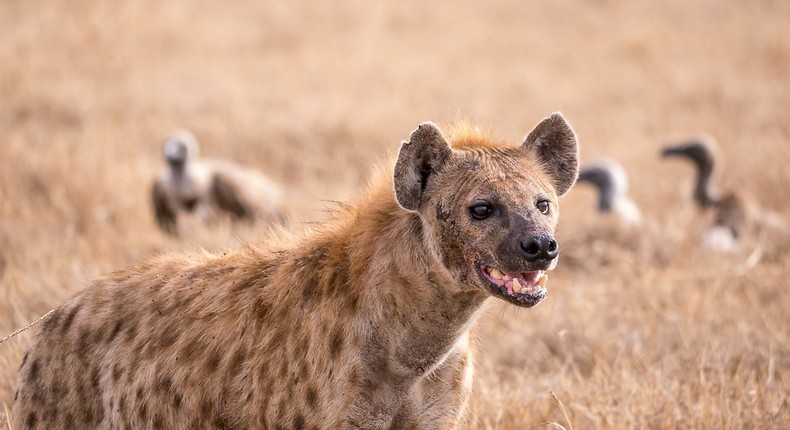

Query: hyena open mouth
left=478, top=264, right=548, bottom=308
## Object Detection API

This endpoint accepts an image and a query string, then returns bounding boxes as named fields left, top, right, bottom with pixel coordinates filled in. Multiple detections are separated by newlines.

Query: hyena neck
left=344, top=184, right=488, bottom=378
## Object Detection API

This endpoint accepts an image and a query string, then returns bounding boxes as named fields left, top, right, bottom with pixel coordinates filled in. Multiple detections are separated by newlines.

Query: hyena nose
left=519, top=235, right=559, bottom=262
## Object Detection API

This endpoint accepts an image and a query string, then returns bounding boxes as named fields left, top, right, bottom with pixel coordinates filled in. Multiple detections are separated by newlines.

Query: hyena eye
left=469, top=203, right=494, bottom=220
left=536, top=199, right=550, bottom=214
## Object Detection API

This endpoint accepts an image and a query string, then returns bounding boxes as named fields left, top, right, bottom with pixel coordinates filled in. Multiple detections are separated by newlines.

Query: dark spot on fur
left=294, top=414, right=305, bottom=430
left=112, top=364, right=123, bottom=382
left=301, top=281, right=320, bottom=308
left=42, top=407, right=57, bottom=423
left=107, top=320, right=123, bottom=343
left=81, top=404, right=94, bottom=424
left=118, top=394, right=127, bottom=415
left=91, top=367, right=101, bottom=389
left=237, top=260, right=276, bottom=292
left=206, top=352, right=221, bottom=373
left=295, top=246, right=324, bottom=267
left=232, top=278, right=253, bottom=292
left=300, top=361, right=308, bottom=379
left=254, top=298, right=271, bottom=321
left=76, top=328, right=89, bottom=361
left=26, top=412, right=36, bottom=428
left=286, top=380, right=296, bottom=401
left=361, top=377, right=381, bottom=392
left=139, top=402, right=148, bottom=421
left=14, top=390, right=18, bottom=401
left=306, top=386, right=318, bottom=407
left=435, top=202, right=451, bottom=222
left=180, top=339, right=202, bottom=363
left=228, top=347, right=247, bottom=374
left=96, top=404, right=105, bottom=423
left=173, top=392, right=183, bottom=409
left=31, top=387, right=43, bottom=404
left=345, top=294, right=359, bottom=313
left=29, top=359, right=39, bottom=381
left=90, top=325, right=107, bottom=345
left=266, top=328, right=286, bottom=351
left=297, top=337, right=309, bottom=356
left=329, top=328, right=344, bottom=359
left=124, top=320, right=138, bottom=342
left=61, top=304, right=80, bottom=333
left=201, top=398, right=213, bottom=420
left=157, top=375, right=172, bottom=394
left=20, top=352, right=29, bottom=368
left=366, top=343, right=390, bottom=377
left=156, top=323, right=180, bottom=349
left=51, top=379, right=67, bottom=398
left=214, top=415, right=233, bottom=429
left=42, top=308, right=62, bottom=332
left=324, top=261, right=349, bottom=297
left=75, top=379, right=84, bottom=398
left=153, top=413, right=164, bottom=429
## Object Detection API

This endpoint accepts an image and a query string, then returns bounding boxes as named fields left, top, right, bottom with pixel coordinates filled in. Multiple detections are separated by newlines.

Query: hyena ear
left=394, top=122, right=453, bottom=211
left=522, top=112, right=579, bottom=196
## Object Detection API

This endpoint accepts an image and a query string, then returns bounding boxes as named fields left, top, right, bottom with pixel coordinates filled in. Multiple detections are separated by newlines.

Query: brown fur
left=13, top=114, right=579, bottom=429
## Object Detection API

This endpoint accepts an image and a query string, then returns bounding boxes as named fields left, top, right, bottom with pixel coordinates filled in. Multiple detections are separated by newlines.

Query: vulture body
left=151, top=131, right=284, bottom=235
left=577, top=159, right=643, bottom=227
left=661, top=136, right=747, bottom=252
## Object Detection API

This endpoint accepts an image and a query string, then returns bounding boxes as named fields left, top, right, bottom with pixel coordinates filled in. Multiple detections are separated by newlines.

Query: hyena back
left=13, top=113, right=579, bottom=429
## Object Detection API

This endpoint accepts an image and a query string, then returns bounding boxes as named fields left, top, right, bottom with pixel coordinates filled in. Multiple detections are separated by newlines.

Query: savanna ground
left=1, top=0, right=789, bottom=428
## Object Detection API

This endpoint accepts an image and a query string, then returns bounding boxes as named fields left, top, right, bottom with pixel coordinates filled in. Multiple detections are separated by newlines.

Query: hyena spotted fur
left=13, top=113, right=579, bottom=429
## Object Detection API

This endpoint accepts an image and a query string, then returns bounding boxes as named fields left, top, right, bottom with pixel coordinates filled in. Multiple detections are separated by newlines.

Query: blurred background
left=1, top=0, right=788, bottom=427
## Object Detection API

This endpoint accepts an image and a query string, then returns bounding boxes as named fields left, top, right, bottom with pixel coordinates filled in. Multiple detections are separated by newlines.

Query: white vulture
left=661, top=136, right=747, bottom=252
left=151, top=130, right=284, bottom=235
left=577, top=158, right=643, bottom=227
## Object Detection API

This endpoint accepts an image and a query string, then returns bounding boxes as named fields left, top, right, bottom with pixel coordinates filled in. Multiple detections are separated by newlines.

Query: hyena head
left=394, top=113, right=579, bottom=307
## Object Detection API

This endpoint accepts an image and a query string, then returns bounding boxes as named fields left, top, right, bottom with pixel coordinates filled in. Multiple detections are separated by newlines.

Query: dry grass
left=1, top=0, right=789, bottom=427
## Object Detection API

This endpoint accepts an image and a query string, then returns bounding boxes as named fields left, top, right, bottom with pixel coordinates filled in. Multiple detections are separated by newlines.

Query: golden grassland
left=1, top=0, right=789, bottom=427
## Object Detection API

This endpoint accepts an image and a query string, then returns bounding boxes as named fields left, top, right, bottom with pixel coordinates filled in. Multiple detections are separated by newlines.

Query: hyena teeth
left=512, top=278, right=523, bottom=294
left=489, top=268, right=504, bottom=280
left=538, top=274, right=548, bottom=288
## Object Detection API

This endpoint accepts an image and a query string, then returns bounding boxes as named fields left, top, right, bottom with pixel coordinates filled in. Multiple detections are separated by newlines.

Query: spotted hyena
left=13, top=113, right=579, bottom=429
